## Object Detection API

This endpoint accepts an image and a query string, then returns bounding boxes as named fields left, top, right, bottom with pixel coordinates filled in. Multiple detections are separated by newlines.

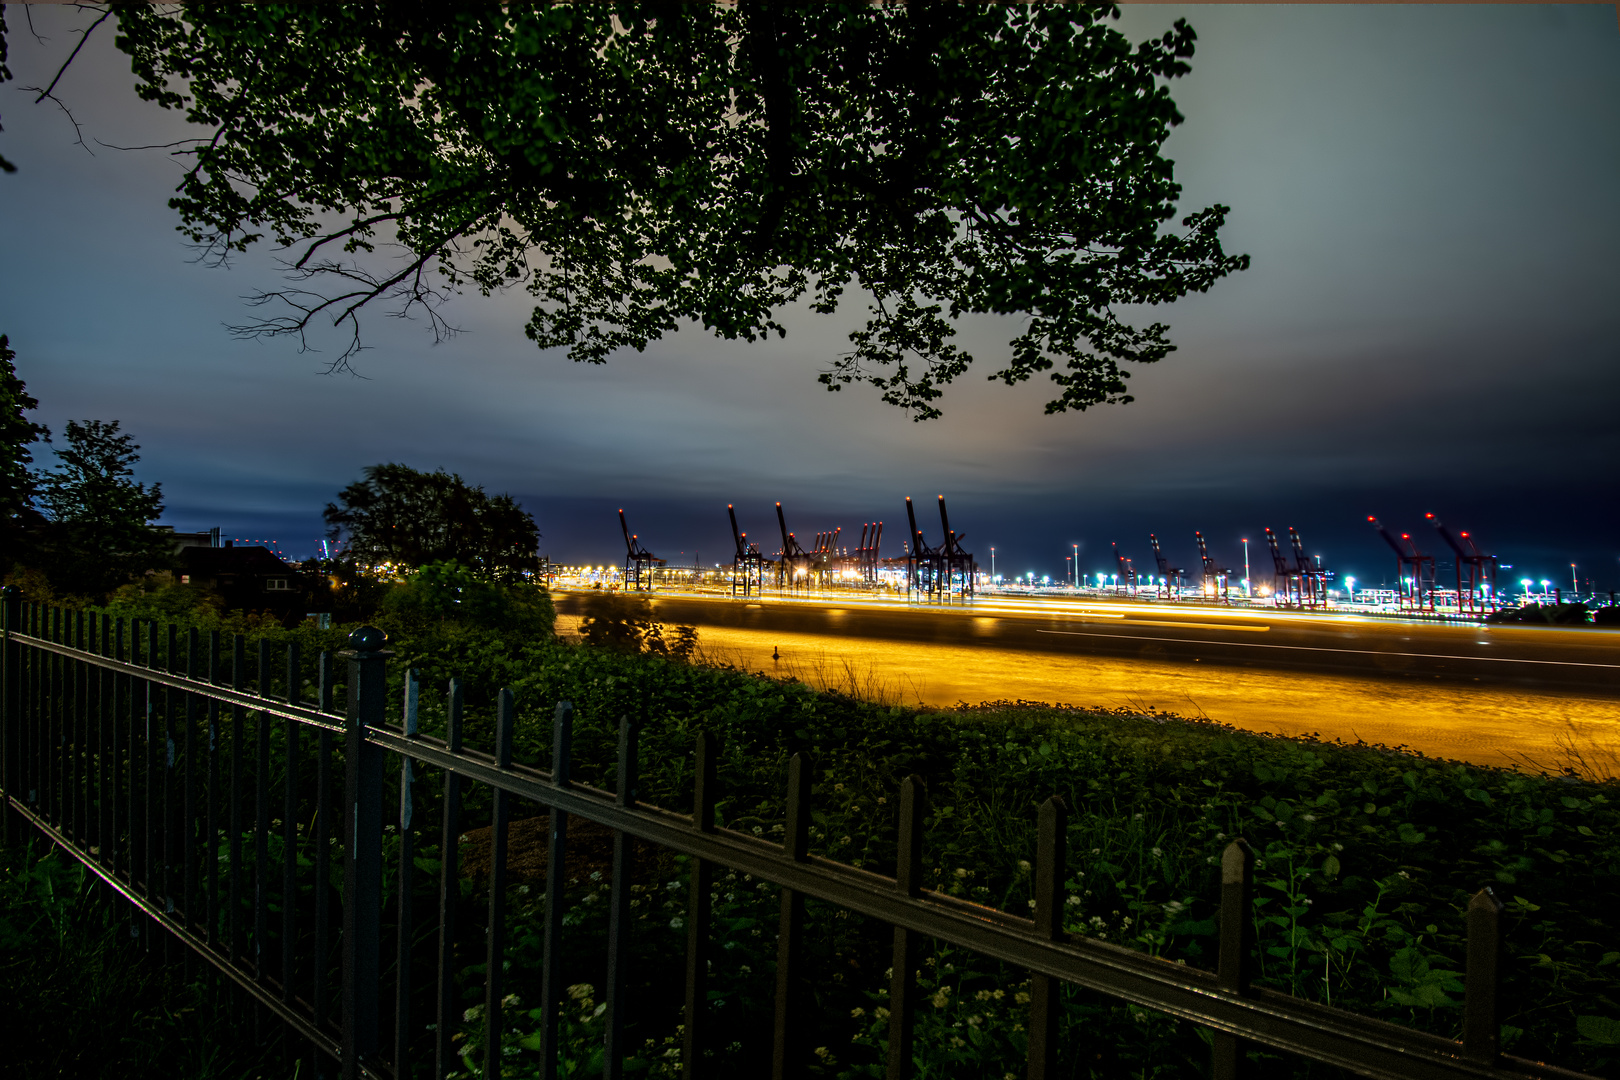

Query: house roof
left=178, top=546, right=295, bottom=576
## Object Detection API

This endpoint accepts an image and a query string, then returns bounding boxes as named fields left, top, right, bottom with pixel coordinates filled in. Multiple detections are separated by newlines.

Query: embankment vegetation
left=8, top=579, right=1620, bottom=1078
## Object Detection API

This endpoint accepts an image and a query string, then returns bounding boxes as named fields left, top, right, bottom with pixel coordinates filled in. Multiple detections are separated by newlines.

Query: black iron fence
left=0, top=591, right=1599, bottom=1080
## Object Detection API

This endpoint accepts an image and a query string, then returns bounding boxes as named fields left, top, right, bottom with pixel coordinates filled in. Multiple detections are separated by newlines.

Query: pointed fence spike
left=1464, top=886, right=1505, bottom=1065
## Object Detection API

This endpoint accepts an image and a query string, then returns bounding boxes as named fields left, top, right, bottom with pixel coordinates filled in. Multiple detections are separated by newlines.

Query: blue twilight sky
left=2, top=4, right=1618, bottom=590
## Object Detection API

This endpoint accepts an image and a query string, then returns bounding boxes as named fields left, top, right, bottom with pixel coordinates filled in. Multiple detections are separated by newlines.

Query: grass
left=0, top=836, right=287, bottom=1080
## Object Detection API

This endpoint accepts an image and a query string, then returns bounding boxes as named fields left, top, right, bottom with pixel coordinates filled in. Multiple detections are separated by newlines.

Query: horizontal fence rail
left=0, top=593, right=1600, bottom=1080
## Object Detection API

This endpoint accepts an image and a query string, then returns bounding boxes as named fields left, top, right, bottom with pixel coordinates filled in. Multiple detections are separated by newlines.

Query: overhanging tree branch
left=31, top=2, right=1250, bottom=419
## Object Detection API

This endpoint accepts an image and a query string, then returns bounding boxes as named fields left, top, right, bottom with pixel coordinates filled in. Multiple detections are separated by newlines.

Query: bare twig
left=226, top=228, right=471, bottom=372
left=19, top=83, right=91, bottom=155
left=22, top=5, right=48, bottom=47
left=93, top=137, right=199, bottom=152
left=18, top=6, right=112, bottom=158
left=30, top=8, right=110, bottom=106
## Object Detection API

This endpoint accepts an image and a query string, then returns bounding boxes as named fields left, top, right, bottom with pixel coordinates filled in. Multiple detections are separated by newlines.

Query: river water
left=555, top=613, right=1620, bottom=774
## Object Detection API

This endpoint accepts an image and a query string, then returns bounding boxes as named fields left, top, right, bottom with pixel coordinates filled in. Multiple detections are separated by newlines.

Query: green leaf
left=1578, top=1015, right=1620, bottom=1045
left=1389, top=947, right=1429, bottom=982
left=1320, top=854, right=1341, bottom=878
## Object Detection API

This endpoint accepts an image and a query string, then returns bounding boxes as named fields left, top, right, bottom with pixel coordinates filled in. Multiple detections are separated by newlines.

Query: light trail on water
left=556, top=610, right=1620, bottom=773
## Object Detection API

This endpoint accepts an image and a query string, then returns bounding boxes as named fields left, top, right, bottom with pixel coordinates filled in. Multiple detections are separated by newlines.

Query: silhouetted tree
left=1, top=334, right=49, bottom=564
left=324, top=463, right=541, bottom=583
left=83, top=2, right=1246, bottom=420
left=32, top=420, right=172, bottom=599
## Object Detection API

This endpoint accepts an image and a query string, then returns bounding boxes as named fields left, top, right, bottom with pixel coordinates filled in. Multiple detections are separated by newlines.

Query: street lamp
left=1241, top=538, right=1251, bottom=597
left=1540, top=579, right=1551, bottom=602
left=990, top=547, right=996, bottom=579
left=1345, top=576, right=1356, bottom=603
left=1073, top=544, right=1079, bottom=588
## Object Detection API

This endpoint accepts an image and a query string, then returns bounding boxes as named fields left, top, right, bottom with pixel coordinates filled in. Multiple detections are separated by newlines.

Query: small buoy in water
left=772, top=645, right=781, bottom=661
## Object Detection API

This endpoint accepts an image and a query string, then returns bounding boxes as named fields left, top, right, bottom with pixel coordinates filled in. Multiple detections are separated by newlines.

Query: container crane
left=1112, top=544, right=1137, bottom=597
left=618, top=509, right=666, bottom=591
left=727, top=504, right=768, bottom=597
left=1147, top=534, right=1185, bottom=599
left=1289, top=527, right=1330, bottom=609
left=1368, top=516, right=1434, bottom=611
left=1426, top=513, right=1498, bottom=614
left=1263, top=528, right=1301, bottom=606
left=1193, top=532, right=1231, bottom=602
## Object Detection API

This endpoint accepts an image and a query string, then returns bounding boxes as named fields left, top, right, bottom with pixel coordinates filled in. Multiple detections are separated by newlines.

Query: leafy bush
left=382, top=560, right=555, bottom=639
left=102, top=576, right=285, bottom=634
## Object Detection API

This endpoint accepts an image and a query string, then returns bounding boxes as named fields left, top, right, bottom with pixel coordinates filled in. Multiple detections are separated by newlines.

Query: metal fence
left=0, top=592, right=1599, bottom=1080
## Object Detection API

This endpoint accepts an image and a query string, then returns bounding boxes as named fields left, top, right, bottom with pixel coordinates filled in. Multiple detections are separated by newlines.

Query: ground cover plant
left=34, top=585, right=1620, bottom=1078
left=0, top=838, right=284, bottom=1079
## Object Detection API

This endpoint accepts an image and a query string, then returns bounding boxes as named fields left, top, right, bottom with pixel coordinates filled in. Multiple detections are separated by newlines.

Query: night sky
left=3, top=5, right=1617, bottom=591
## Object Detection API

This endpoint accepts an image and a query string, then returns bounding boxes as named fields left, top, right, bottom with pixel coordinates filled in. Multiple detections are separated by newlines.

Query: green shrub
left=382, top=560, right=556, bottom=639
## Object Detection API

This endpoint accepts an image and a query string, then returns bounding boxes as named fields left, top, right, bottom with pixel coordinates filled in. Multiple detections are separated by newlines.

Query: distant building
left=160, top=525, right=223, bottom=553
left=175, top=543, right=305, bottom=620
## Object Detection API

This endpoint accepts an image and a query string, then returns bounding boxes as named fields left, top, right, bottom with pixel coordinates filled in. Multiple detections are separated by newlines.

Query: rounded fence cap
left=348, top=625, right=389, bottom=652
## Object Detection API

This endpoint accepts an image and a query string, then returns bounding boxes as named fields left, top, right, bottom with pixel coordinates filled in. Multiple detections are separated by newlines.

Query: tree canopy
left=32, top=419, right=171, bottom=598
left=324, top=463, right=541, bottom=583
left=92, top=1, right=1247, bottom=420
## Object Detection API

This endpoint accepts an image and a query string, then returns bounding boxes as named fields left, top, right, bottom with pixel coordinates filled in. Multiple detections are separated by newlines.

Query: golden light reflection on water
left=555, top=616, right=1620, bottom=773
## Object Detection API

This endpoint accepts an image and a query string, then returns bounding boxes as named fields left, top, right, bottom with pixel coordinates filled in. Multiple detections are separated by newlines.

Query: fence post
left=394, top=667, right=419, bottom=1078
left=772, top=752, right=812, bottom=1080
left=1027, top=795, right=1068, bottom=1080
left=605, top=711, right=640, bottom=1080
left=1213, top=839, right=1255, bottom=1080
left=887, top=775, right=927, bottom=1080
left=433, top=680, right=465, bottom=1080
left=482, top=689, right=516, bottom=1080
left=1464, top=886, right=1504, bottom=1065
left=539, top=700, right=574, bottom=1080
left=342, top=626, right=390, bottom=1080
left=2, top=587, right=20, bottom=848
left=682, top=729, right=720, bottom=1079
